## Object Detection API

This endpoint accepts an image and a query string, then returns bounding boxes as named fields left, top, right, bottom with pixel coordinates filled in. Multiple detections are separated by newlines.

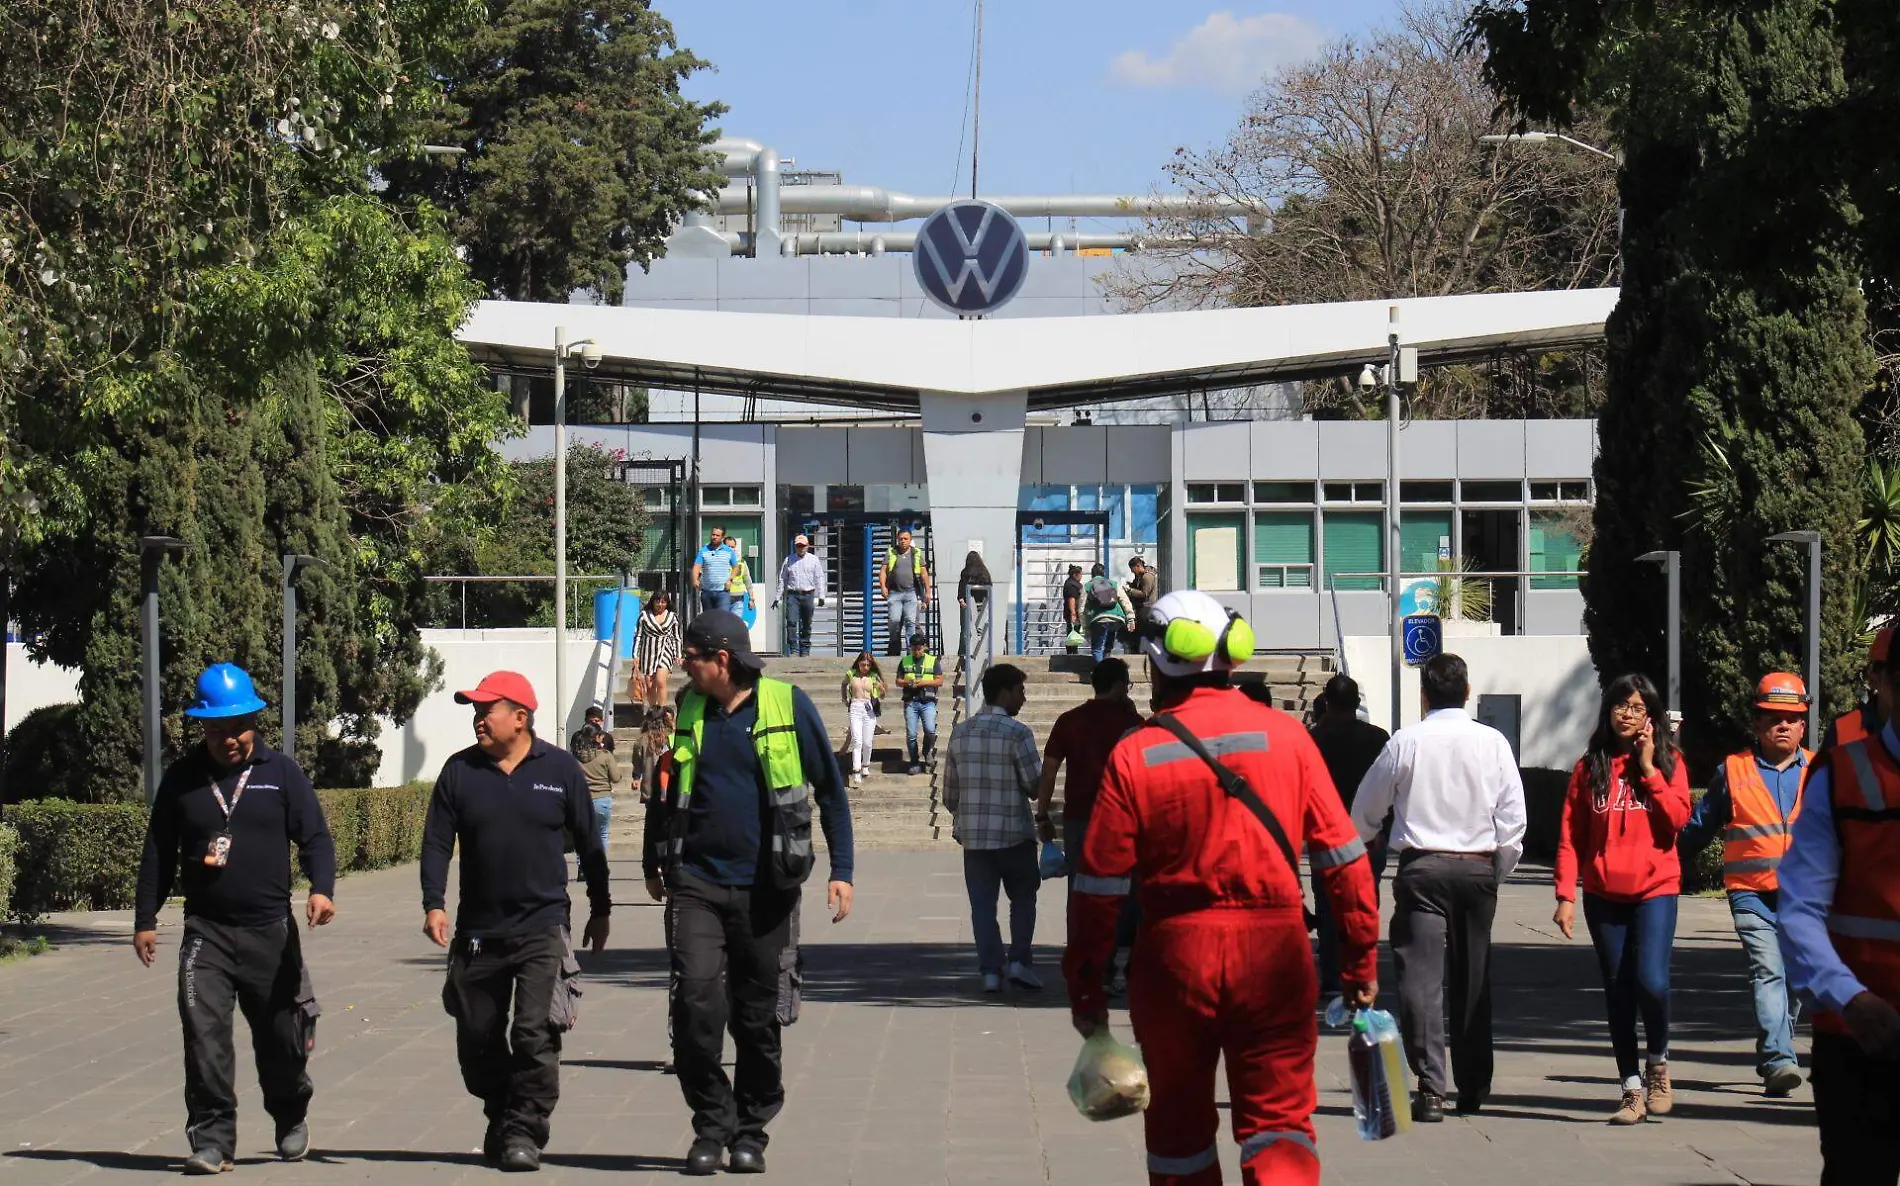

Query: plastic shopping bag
left=1038, top=840, right=1068, bottom=881
left=1065, top=628, right=1087, bottom=649
left=1068, top=1029, right=1151, bottom=1122
left=1346, top=1008, right=1413, bottom=1141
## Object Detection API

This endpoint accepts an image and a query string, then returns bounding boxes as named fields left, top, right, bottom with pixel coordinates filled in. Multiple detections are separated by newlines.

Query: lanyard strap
left=209, top=765, right=254, bottom=822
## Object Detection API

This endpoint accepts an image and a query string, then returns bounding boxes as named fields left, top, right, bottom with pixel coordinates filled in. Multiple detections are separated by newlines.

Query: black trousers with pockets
left=1812, top=1029, right=1900, bottom=1186
left=177, top=916, right=318, bottom=1158
left=441, top=927, right=565, bottom=1148
left=1391, top=852, right=1499, bottom=1103
left=668, top=872, right=799, bottom=1148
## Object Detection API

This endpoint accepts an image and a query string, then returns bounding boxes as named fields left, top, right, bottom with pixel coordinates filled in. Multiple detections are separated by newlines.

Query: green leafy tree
left=1472, top=0, right=1872, bottom=760
left=379, top=0, right=727, bottom=301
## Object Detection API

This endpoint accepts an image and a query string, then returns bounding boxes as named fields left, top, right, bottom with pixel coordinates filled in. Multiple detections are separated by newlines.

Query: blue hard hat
left=183, top=663, right=269, bottom=719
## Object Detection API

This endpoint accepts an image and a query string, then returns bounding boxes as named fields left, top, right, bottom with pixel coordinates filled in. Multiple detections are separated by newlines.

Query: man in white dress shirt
left=1352, top=653, right=1527, bottom=1123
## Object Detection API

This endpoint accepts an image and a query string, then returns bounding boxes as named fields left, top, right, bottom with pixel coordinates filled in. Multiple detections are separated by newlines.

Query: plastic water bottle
left=1323, top=995, right=1352, bottom=1030
left=1347, top=1010, right=1412, bottom=1141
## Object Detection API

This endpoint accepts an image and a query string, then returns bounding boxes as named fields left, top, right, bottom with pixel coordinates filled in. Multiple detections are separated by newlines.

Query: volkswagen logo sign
left=913, top=199, right=1029, bottom=317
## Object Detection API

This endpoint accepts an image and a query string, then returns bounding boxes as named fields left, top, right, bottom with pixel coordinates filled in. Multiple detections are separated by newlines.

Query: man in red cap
left=1680, top=673, right=1812, bottom=1096
left=1819, top=627, right=1895, bottom=756
left=419, top=671, right=611, bottom=1172
left=1066, top=591, right=1378, bottom=1186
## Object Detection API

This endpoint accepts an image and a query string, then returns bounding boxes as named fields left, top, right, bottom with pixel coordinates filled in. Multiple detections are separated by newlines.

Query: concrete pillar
left=919, top=389, right=1027, bottom=700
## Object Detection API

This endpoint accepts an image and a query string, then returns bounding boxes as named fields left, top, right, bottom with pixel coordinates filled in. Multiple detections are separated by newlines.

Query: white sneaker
left=1007, top=962, right=1043, bottom=991
left=982, top=972, right=1002, bottom=993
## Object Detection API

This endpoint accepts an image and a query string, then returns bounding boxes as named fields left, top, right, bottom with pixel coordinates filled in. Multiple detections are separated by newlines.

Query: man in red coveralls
left=1065, top=590, right=1381, bottom=1186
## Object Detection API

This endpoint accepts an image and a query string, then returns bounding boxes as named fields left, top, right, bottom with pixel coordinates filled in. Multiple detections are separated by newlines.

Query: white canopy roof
left=458, top=287, right=1619, bottom=412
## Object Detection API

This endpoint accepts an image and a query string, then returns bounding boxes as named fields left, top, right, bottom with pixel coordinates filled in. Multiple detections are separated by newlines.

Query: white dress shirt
left=1351, top=707, right=1528, bottom=878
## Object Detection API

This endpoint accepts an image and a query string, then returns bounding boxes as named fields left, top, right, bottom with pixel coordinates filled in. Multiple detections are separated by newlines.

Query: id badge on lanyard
left=204, top=766, right=254, bottom=868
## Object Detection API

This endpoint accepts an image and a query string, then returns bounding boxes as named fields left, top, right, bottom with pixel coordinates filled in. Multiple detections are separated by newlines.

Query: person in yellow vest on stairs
left=1679, top=672, right=1812, bottom=1097
left=877, top=528, right=930, bottom=657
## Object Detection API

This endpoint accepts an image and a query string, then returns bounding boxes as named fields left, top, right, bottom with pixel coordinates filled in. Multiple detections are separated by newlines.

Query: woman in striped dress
left=629, top=591, right=682, bottom=721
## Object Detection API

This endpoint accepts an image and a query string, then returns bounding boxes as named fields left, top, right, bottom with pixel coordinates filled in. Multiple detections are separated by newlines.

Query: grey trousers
left=1391, top=852, right=1499, bottom=1102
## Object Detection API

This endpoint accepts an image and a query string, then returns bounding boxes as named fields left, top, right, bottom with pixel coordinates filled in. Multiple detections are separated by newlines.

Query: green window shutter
left=1253, top=512, right=1315, bottom=588
left=1324, top=513, right=1383, bottom=592
left=1400, top=512, right=1451, bottom=578
left=1530, top=514, right=1582, bottom=589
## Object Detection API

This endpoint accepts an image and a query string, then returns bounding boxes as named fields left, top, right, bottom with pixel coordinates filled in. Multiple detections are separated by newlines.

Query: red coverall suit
left=1064, top=685, right=1380, bottom=1186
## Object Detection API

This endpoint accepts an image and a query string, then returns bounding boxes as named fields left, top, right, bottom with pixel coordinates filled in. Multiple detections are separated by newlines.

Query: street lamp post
left=281, top=554, right=325, bottom=765
left=1768, top=530, right=1823, bottom=740
left=552, top=328, right=600, bottom=733
left=1386, top=307, right=1403, bottom=733
left=1636, top=550, right=1682, bottom=728
left=139, top=535, right=188, bottom=804
left=1478, top=130, right=1623, bottom=238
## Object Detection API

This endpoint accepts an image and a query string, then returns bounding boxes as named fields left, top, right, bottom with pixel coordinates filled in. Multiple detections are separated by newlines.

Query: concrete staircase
left=607, top=652, right=1335, bottom=852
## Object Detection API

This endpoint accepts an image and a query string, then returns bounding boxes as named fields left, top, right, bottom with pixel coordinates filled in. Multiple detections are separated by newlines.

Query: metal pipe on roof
left=754, top=147, right=783, bottom=256
left=707, top=184, right=1249, bottom=222
left=757, top=230, right=1172, bottom=255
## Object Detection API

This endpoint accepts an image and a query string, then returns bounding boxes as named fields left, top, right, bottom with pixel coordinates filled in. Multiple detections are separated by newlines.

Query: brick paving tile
left=0, top=852, right=1821, bottom=1185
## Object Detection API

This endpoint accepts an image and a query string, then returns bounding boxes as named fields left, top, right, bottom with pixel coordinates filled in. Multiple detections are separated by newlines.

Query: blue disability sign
left=1403, top=614, right=1443, bottom=667
left=914, top=200, right=1030, bottom=317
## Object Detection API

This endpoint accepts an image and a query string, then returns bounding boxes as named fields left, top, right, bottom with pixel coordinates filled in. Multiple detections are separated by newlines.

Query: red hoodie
left=1555, top=752, right=1693, bottom=903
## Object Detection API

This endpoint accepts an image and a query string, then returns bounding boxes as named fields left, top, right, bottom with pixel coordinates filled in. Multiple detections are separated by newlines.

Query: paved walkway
left=0, top=853, right=1819, bottom=1185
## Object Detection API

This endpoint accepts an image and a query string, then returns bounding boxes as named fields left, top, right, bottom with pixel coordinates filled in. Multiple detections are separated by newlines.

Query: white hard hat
left=1139, top=590, right=1256, bottom=678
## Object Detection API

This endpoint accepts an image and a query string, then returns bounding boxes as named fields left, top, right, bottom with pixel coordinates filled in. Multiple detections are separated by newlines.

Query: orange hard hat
left=1755, top=672, right=1809, bottom=713
left=1873, top=627, right=1894, bottom=665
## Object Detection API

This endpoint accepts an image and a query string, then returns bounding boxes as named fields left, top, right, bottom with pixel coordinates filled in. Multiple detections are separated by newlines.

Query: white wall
left=1343, top=631, right=1597, bottom=771
left=5, top=644, right=81, bottom=732
left=372, top=629, right=623, bottom=787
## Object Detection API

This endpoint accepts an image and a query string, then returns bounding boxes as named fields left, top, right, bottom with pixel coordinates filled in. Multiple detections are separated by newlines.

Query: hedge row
left=0, top=823, right=18, bottom=924
left=1, top=782, right=433, bottom=922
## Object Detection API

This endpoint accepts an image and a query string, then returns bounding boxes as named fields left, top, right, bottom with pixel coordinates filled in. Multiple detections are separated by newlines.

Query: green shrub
left=4, top=800, right=148, bottom=916
left=3, top=781, right=434, bottom=921
left=0, top=822, right=18, bottom=922
left=1680, top=789, right=1726, bottom=894
left=3, top=704, right=109, bottom=804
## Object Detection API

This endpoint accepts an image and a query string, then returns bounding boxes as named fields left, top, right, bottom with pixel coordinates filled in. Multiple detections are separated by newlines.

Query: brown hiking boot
left=1644, top=1061, right=1673, bottom=1116
left=1609, top=1087, right=1647, bottom=1125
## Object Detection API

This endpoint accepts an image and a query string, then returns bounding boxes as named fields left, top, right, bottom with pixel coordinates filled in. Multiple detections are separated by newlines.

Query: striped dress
left=633, top=610, right=682, bottom=675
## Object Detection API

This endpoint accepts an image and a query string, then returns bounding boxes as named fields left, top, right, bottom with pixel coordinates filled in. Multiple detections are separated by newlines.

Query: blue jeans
left=904, top=699, right=939, bottom=765
left=592, top=796, right=612, bottom=855
left=1089, top=620, right=1119, bottom=663
left=1733, top=904, right=1800, bottom=1076
left=699, top=589, right=733, bottom=614
left=782, top=590, right=814, bottom=656
left=963, top=841, right=1039, bottom=974
left=886, top=589, right=919, bottom=655
left=1583, top=892, right=1678, bottom=1081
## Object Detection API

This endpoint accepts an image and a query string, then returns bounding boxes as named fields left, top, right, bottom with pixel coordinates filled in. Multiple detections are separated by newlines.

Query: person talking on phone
left=133, top=663, right=336, bottom=1175
left=1552, top=674, right=1692, bottom=1125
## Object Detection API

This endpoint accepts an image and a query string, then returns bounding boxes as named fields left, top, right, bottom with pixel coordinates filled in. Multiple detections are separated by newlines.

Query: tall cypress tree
left=1476, top=1, right=1871, bottom=761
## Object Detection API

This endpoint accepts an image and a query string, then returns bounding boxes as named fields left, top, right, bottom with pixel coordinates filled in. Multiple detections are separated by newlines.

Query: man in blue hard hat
left=134, top=662, right=337, bottom=1175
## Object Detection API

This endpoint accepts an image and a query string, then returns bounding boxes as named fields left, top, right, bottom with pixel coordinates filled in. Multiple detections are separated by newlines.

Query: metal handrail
left=423, top=573, right=628, bottom=631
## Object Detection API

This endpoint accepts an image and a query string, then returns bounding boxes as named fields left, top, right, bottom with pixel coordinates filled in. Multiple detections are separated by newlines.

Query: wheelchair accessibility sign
left=1403, top=614, right=1443, bottom=667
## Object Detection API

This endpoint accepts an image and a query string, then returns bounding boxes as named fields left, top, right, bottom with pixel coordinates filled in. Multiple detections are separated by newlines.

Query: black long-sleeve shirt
left=420, top=737, right=610, bottom=938
left=135, top=741, right=336, bottom=932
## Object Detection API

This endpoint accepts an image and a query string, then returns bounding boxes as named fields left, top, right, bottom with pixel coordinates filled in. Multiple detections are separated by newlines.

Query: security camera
left=1033, top=517, right=1046, bottom=531
left=580, top=341, right=603, bottom=369
left=1358, top=365, right=1377, bottom=390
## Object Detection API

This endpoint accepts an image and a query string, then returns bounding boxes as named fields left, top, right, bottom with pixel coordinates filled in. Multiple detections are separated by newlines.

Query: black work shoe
left=728, top=1142, right=765, bottom=1174
left=182, top=1148, right=231, bottom=1175
left=683, top=1138, right=722, bottom=1176
left=1454, top=1094, right=1484, bottom=1116
left=275, top=1119, right=311, bottom=1161
left=1413, top=1091, right=1446, bottom=1124
left=499, top=1142, right=541, bottom=1173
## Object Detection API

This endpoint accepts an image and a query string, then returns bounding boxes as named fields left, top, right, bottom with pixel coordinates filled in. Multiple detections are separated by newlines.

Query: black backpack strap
left=1150, top=713, right=1301, bottom=876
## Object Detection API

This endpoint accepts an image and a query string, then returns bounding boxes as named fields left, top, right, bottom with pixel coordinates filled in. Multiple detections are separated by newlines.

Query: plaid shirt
left=942, top=706, right=1042, bottom=850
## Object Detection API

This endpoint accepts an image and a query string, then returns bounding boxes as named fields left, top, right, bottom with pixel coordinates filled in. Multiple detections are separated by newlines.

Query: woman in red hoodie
left=1555, top=673, right=1692, bottom=1126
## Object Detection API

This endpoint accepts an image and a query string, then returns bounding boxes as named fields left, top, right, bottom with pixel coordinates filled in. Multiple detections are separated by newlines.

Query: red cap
left=454, top=670, right=538, bottom=712
left=1874, top=627, right=1894, bottom=665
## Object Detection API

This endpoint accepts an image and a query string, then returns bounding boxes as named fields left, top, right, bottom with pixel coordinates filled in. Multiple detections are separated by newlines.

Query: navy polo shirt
left=682, top=684, right=854, bottom=888
left=420, top=737, right=610, bottom=937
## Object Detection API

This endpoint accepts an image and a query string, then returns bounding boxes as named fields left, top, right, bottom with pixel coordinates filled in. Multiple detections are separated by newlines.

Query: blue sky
left=668, top=0, right=1407, bottom=211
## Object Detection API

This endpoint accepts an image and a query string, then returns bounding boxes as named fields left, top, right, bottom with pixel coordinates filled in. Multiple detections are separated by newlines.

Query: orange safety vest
left=1832, top=705, right=1874, bottom=749
left=1719, top=750, right=1809, bottom=893
left=1812, top=738, right=1900, bottom=1035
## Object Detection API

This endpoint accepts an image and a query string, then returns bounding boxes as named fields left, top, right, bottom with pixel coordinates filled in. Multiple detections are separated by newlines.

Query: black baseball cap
left=684, top=610, right=766, bottom=671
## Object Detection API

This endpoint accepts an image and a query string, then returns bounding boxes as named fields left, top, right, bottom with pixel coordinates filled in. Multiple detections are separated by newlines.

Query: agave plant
left=1679, top=432, right=1740, bottom=537
left=1860, top=459, right=1900, bottom=576
left=1435, top=556, right=1494, bottom=622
